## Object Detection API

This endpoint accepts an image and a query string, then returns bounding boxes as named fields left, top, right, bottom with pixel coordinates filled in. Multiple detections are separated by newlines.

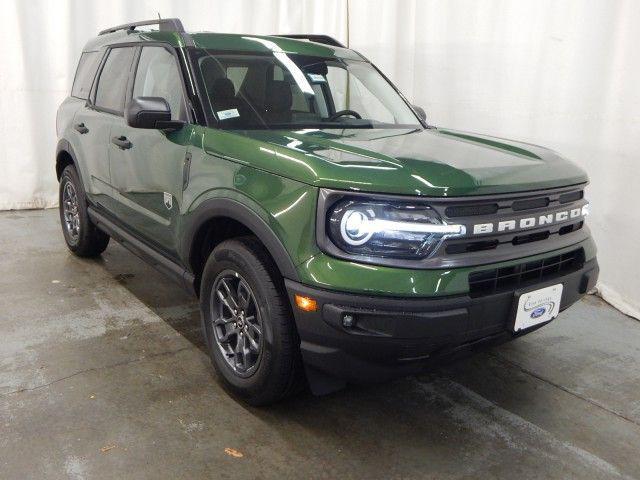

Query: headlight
left=327, top=198, right=466, bottom=259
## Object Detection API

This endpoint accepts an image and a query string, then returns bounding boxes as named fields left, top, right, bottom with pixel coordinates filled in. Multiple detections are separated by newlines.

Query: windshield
left=191, top=48, right=422, bottom=130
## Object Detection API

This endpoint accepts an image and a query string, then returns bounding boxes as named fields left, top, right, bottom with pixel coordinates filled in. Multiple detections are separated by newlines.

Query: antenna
left=157, top=12, right=162, bottom=20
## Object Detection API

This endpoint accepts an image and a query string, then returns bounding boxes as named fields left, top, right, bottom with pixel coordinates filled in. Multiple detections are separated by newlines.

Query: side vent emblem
left=163, top=192, right=173, bottom=210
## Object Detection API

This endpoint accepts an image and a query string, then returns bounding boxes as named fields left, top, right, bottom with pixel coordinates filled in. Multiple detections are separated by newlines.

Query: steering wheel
left=328, top=109, right=362, bottom=121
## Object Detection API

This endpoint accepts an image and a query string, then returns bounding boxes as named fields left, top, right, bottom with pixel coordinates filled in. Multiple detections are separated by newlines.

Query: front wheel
left=200, top=237, right=303, bottom=405
left=58, top=165, right=109, bottom=257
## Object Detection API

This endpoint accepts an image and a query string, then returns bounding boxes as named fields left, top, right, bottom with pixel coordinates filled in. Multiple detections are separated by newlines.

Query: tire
left=200, top=236, right=303, bottom=405
left=58, top=164, right=110, bottom=257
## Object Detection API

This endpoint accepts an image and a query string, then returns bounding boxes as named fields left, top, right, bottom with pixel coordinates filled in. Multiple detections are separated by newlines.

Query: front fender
left=180, top=190, right=317, bottom=281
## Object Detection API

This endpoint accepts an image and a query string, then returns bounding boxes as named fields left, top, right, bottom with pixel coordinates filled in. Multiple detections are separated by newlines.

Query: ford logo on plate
left=530, top=307, right=546, bottom=319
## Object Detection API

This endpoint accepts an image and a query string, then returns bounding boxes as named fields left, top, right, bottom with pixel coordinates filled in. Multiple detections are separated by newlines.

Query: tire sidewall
left=59, top=166, right=87, bottom=251
left=200, top=241, right=284, bottom=396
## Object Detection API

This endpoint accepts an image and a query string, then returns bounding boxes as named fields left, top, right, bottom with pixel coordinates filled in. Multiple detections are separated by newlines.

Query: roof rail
left=99, top=18, right=185, bottom=36
left=276, top=34, right=345, bottom=48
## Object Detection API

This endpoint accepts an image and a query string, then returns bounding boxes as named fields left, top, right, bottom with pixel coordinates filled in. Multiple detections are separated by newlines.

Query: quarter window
left=94, top=47, right=135, bottom=113
left=71, top=51, right=100, bottom=99
left=133, top=46, right=186, bottom=121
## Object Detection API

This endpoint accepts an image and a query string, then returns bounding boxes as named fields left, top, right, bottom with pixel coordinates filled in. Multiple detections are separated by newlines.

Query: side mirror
left=413, top=105, right=427, bottom=122
left=125, top=96, right=184, bottom=130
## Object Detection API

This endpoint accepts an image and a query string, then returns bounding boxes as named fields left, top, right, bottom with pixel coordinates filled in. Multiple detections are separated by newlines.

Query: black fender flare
left=55, top=139, right=85, bottom=186
left=181, top=197, right=300, bottom=282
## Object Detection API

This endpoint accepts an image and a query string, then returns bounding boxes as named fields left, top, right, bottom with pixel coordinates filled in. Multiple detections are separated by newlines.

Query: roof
left=82, top=29, right=363, bottom=61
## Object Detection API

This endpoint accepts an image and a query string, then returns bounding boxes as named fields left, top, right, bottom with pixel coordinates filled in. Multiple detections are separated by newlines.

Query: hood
left=202, top=127, right=588, bottom=197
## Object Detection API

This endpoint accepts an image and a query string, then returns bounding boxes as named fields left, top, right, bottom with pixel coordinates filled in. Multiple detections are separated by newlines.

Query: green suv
left=56, top=18, right=598, bottom=404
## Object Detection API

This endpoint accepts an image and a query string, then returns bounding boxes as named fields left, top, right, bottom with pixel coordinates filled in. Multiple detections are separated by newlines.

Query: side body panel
left=61, top=102, right=114, bottom=206
left=109, top=120, right=195, bottom=257
left=179, top=126, right=319, bottom=274
left=106, top=42, right=199, bottom=257
left=55, top=97, right=85, bottom=177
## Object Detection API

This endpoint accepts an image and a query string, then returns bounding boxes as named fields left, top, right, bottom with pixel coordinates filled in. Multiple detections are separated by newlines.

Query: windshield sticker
left=307, top=73, right=326, bottom=83
left=217, top=108, right=240, bottom=120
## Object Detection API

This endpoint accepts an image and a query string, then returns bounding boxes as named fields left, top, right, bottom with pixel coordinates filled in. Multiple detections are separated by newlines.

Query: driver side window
left=133, top=46, right=186, bottom=121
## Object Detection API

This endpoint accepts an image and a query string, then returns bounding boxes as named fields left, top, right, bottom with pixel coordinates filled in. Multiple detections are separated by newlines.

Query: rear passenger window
left=133, top=46, right=185, bottom=120
left=94, top=47, right=135, bottom=113
left=71, top=51, right=100, bottom=99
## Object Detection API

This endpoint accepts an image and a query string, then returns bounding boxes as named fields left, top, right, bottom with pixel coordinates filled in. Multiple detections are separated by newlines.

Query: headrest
left=305, top=63, right=328, bottom=76
left=265, top=81, right=292, bottom=113
left=212, top=78, right=236, bottom=100
left=200, top=58, right=223, bottom=83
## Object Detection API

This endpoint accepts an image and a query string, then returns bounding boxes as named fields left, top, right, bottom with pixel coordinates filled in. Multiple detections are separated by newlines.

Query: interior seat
left=210, top=78, right=239, bottom=112
left=263, top=81, right=293, bottom=125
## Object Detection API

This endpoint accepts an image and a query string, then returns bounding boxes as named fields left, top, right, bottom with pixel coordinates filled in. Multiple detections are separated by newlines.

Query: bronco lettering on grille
left=472, top=204, right=589, bottom=235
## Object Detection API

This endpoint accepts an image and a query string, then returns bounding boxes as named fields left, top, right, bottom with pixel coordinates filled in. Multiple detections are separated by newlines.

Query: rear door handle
left=74, top=123, right=89, bottom=134
left=111, top=136, right=132, bottom=150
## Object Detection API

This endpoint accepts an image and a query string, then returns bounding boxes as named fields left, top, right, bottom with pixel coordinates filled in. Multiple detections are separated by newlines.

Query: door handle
left=111, top=136, right=132, bottom=150
left=74, top=123, right=89, bottom=134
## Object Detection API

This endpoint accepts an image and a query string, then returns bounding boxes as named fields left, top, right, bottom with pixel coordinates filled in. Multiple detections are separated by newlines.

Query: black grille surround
left=441, top=186, right=589, bottom=262
left=316, top=185, right=591, bottom=270
left=468, top=248, right=585, bottom=297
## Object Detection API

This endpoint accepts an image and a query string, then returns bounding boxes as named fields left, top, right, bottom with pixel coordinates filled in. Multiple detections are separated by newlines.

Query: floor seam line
left=489, top=352, right=640, bottom=428
left=0, top=345, right=196, bottom=397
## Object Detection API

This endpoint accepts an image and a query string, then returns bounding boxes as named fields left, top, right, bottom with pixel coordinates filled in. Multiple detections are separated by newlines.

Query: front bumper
left=286, top=257, right=598, bottom=392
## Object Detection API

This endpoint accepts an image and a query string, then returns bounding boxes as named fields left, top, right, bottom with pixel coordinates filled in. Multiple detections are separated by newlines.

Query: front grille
left=468, top=248, right=585, bottom=297
left=445, top=204, right=498, bottom=217
left=440, top=185, right=588, bottom=258
left=512, top=197, right=549, bottom=211
left=447, top=221, right=583, bottom=254
left=512, top=230, right=550, bottom=245
left=559, top=190, right=583, bottom=203
left=446, top=239, right=499, bottom=254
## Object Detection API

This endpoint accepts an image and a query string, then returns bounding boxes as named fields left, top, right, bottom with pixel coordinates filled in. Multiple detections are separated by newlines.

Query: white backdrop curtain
left=1, top=0, right=638, bottom=318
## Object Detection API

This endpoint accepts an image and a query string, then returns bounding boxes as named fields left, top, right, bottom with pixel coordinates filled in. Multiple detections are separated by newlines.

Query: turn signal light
left=295, top=294, right=318, bottom=312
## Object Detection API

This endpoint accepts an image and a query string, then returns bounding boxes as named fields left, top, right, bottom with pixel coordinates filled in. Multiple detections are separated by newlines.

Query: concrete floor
left=1, top=209, right=639, bottom=480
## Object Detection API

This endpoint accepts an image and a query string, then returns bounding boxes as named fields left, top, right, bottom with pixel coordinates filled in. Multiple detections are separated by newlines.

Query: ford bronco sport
left=56, top=18, right=598, bottom=405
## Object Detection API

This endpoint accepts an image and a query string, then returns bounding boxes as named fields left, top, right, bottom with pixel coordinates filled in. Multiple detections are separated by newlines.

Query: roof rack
left=276, top=34, right=346, bottom=48
left=99, top=18, right=185, bottom=36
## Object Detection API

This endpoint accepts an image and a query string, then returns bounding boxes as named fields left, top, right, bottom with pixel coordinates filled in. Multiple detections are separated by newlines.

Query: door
left=69, top=50, right=117, bottom=207
left=108, top=45, right=193, bottom=256
left=72, top=106, right=113, bottom=208
left=82, top=46, right=137, bottom=211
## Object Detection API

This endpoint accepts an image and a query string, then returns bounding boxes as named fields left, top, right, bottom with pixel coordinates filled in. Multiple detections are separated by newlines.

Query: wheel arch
left=55, top=139, right=85, bottom=186
left=183, top=197, right=300, bottom=293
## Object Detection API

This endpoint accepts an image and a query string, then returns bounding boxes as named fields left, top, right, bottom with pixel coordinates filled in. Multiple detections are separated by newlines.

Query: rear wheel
left=58, top=165, right=109, bottom=257
left=200, top=237, right=303, bottom=405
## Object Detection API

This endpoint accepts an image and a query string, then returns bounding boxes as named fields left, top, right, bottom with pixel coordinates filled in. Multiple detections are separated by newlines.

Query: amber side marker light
left=295, top=294, right=318, bottom=312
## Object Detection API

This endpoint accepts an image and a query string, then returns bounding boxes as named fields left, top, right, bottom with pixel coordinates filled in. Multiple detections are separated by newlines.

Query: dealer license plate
left=513, top=284, right=563, bottom=332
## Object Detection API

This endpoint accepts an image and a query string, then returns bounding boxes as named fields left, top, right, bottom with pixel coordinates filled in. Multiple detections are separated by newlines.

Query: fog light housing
left=342, top=313, right=356, bottom=328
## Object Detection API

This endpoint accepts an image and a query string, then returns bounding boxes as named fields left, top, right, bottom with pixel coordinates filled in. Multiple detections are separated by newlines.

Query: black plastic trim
left=182, top=152, right=192, bottom=190
left=181, top=198, right=299, bottom=281
left=99, top=18, right=185, bottom=36
left=275, top=34, right=346, bottom=48
left=285, top=257, right=598, bottom=385
left=88, top=206, right=196, bottom=295
left=55, top=139, right=84, bottom=184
